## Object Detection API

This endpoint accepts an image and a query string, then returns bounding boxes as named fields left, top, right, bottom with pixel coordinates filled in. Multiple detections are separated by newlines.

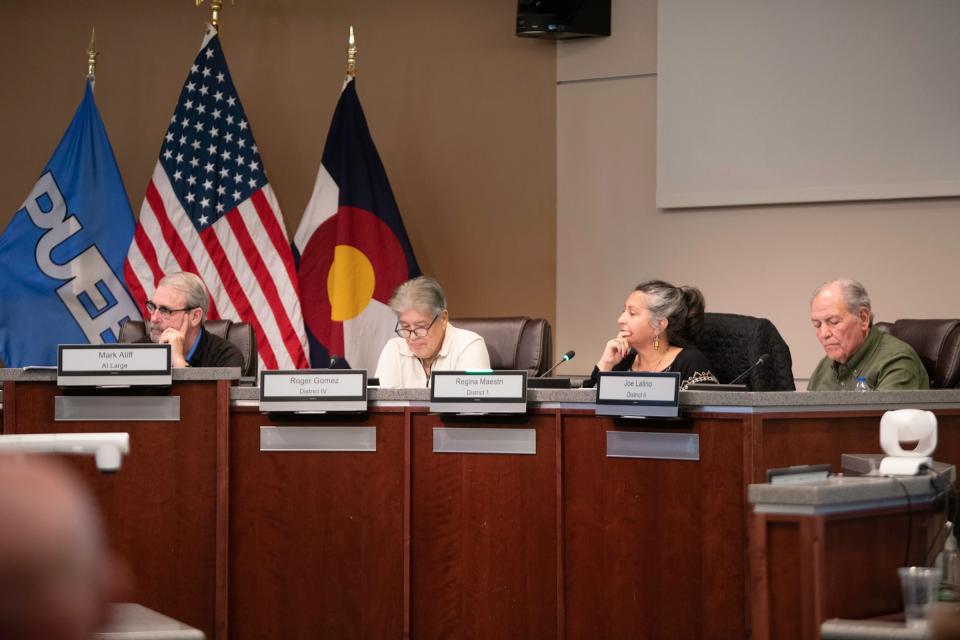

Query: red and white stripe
left=125, top=164, right=309, bottom=370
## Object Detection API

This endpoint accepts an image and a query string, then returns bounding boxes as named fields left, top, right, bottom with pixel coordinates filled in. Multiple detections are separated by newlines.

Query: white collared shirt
left=374, top=323, right=491, bottom=388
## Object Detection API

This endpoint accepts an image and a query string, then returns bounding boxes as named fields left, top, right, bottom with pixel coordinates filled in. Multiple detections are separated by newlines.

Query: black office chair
left=696, top=312, right=795, bottom=391
left=118, top=319, right=258, bottom=377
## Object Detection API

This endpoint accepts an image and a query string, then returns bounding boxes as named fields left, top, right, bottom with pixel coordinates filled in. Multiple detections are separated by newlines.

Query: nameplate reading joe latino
left=596, top=374, right=677, bottom=403
left=595, top=371, right=680, bottom=418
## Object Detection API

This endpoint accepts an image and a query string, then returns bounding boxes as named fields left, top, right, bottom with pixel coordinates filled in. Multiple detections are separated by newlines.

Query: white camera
left=878, top=409, right=936, bottom=476
left=0, top=433, right=130, bottom=473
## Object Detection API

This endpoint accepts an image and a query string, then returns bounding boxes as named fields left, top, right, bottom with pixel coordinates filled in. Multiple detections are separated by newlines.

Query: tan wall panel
left=557, top=0, right=656, bottom=81
left=0, top=0, right=556, bottom=330
left=558, top=13, right=960, bottom=379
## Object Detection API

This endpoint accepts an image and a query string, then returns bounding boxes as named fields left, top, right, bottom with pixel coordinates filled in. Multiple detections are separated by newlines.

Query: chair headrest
left=451, top=317, right=529, bottom=370
left=886, top=319, right=960, bottom=387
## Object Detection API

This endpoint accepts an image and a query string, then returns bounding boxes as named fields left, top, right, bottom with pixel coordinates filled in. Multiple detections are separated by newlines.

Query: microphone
left=539, top=350, right=575, bottom=378
left=728, top=353, right=770, bottom=386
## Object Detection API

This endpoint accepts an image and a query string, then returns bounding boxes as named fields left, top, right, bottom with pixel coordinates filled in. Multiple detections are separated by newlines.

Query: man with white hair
left=808, top=279, right=928, bottom=390
left=0, top=455, right=123, bottom=640
left=142, top=271, right=243, bottom=369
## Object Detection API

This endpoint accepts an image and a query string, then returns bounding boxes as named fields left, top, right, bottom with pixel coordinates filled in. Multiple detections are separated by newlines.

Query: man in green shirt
left=808, top=279, right=929, bottom=391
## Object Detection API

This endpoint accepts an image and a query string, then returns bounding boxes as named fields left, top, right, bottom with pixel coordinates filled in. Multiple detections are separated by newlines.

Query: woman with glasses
left=375, top=276, right=490, bottom=388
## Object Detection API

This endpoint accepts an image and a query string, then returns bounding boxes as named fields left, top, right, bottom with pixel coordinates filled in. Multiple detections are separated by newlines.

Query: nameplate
left=55, top=396, right=181, bottom=422
left=57, top=344, right=172, bottom=387
left=433, top=427, right=536, bottom=455
left=606, top=431, right=699, bottom=460
left=429, top=370, right=527, bottom=414
left=260, top=426, right=376, bottom=452
left=259, top=369, right=367, bottom=413
left=595, top=371, right=680, bottom=418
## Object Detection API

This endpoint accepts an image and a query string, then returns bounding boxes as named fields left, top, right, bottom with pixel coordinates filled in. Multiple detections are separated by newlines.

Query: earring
left=654, top=334, right=660, bottom=351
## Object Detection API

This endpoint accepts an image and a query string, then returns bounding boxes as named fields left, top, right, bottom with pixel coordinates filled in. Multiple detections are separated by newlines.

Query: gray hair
left=158, top=272, right=210, bottom=319
left=389, top=276, right=447, bottom=317
left=634, top=279, right=705, bottom=347
left=812, top=278, right=873, bottom=323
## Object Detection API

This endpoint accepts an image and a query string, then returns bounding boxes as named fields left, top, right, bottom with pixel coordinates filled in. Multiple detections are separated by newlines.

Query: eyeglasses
left=145, top=301, right=195, bottom=320
left=395, top=313, right=440, bottom=339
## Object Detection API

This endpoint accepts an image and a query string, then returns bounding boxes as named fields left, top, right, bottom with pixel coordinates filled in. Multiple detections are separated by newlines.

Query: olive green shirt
left=808, top=326, right=930, bottom=391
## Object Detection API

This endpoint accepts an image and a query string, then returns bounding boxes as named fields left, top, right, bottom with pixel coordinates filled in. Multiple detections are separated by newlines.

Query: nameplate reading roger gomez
left=57, top=344, right=172, bottom=387
left=429, top=371, right=527, bottom=414
left=595, top=371, right=680, bottom=418
left=260, top=370, right=367, bottom=413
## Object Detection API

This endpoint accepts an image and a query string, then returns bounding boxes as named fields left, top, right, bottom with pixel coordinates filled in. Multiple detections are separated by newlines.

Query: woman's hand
left=596, top=333, right=629, bottom=371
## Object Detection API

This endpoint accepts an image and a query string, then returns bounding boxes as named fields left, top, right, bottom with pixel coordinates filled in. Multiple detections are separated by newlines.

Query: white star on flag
left=124, top=26, right=309, bottom=370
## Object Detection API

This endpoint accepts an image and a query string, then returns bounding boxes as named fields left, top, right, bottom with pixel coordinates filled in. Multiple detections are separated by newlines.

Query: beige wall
left=557, top=0, right=960, bottom=379
left=0, top=0, right=556, bottom=328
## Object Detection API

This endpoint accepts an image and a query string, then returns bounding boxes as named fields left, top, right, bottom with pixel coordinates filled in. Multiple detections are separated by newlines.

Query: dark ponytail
left=634, top=280, right=706, bottom=348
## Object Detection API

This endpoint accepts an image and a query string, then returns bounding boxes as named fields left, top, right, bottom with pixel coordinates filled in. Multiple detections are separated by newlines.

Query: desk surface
left=230, top=383, right=960, bottom=411
left=5, top=368, right=960, bottom=412
left=821, top=618, right=927, bottom=640
left=94, top=603, right=204, bottom=639
left=750, top=464, right=955, bottom=514
left=0, top=367, right=239, bottom=382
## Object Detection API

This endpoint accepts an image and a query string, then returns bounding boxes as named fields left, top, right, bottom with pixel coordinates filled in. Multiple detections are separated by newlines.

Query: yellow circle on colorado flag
left=327, top=245, right=375, bottom=321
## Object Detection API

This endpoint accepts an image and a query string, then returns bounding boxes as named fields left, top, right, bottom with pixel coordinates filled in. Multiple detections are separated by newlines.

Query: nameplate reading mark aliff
left=57, top=343, right=172, bottom=387
left=429, top=370, right=528, bottom=414
left=595, top=371, right=681, bottom=418
left=259, top=369, right=368, bottom=413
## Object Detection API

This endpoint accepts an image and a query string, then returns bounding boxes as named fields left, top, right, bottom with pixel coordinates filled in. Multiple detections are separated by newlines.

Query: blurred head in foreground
left=0, top=455, right=119, bottom=640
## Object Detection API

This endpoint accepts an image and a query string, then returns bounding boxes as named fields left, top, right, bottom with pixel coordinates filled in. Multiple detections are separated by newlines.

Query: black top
left=138, top=328, right=243, bottom=369
left=589, top=347, right=719, bottom=391
left=188, top=329, right=244, bottom=369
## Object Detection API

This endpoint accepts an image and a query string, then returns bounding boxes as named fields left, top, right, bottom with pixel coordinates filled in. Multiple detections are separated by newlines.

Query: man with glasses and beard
left=139, top=272, right=243, bottom=369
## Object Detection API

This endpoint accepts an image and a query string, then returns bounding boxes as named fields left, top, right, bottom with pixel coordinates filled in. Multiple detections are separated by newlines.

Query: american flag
left=125, top=27, right=309, bottom=370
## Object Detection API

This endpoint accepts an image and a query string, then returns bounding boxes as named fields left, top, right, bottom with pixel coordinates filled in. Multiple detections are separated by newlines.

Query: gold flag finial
left=195, top=0, right=227, bottom=29
left=346, top=26, right=357, bottom=77
left=86, top=28, right=98, bottom=83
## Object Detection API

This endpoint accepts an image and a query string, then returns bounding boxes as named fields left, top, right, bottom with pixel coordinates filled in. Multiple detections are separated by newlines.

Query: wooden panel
left=755, top=505, right=941, bottom=639
left=228, top=409, right=406, bottom=640
left=764, top=521, right=804, bottom=640
left=3, top=380, right=222, bottom=639
left=759, top=410, right=960, bottom=482
left=822, top=508, right=939, bottom=620
left=562, top=414, right=747, bottom=640
left=410, top=411, right=559, bottom=640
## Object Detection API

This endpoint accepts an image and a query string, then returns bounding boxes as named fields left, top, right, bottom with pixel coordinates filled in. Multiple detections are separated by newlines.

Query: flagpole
left=347, top=26, right=357, bottom=78
left=195, top=0, right=226, bottom=29
left=86, top=28, right=98, bottom=90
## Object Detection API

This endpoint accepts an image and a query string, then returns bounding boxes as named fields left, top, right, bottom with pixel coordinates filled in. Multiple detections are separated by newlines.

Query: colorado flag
left=295, top=76, right=420, bottom=371
left=0, top=81, right=139, bottom=366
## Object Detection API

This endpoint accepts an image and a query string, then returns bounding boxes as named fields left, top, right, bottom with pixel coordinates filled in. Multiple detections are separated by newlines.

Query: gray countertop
left=821, top=619, right=926, bottom=640
left=749, top=464, right=954, bottom=515
left=0, top=367, right=240, bottom=382
left=4, top=368, right=960, bottom=413
left=231, top=385, right=960, bottom=411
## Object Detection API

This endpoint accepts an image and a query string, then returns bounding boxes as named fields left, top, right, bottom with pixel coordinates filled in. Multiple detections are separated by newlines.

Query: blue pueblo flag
left=0, top=80, right=140, bottom=366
